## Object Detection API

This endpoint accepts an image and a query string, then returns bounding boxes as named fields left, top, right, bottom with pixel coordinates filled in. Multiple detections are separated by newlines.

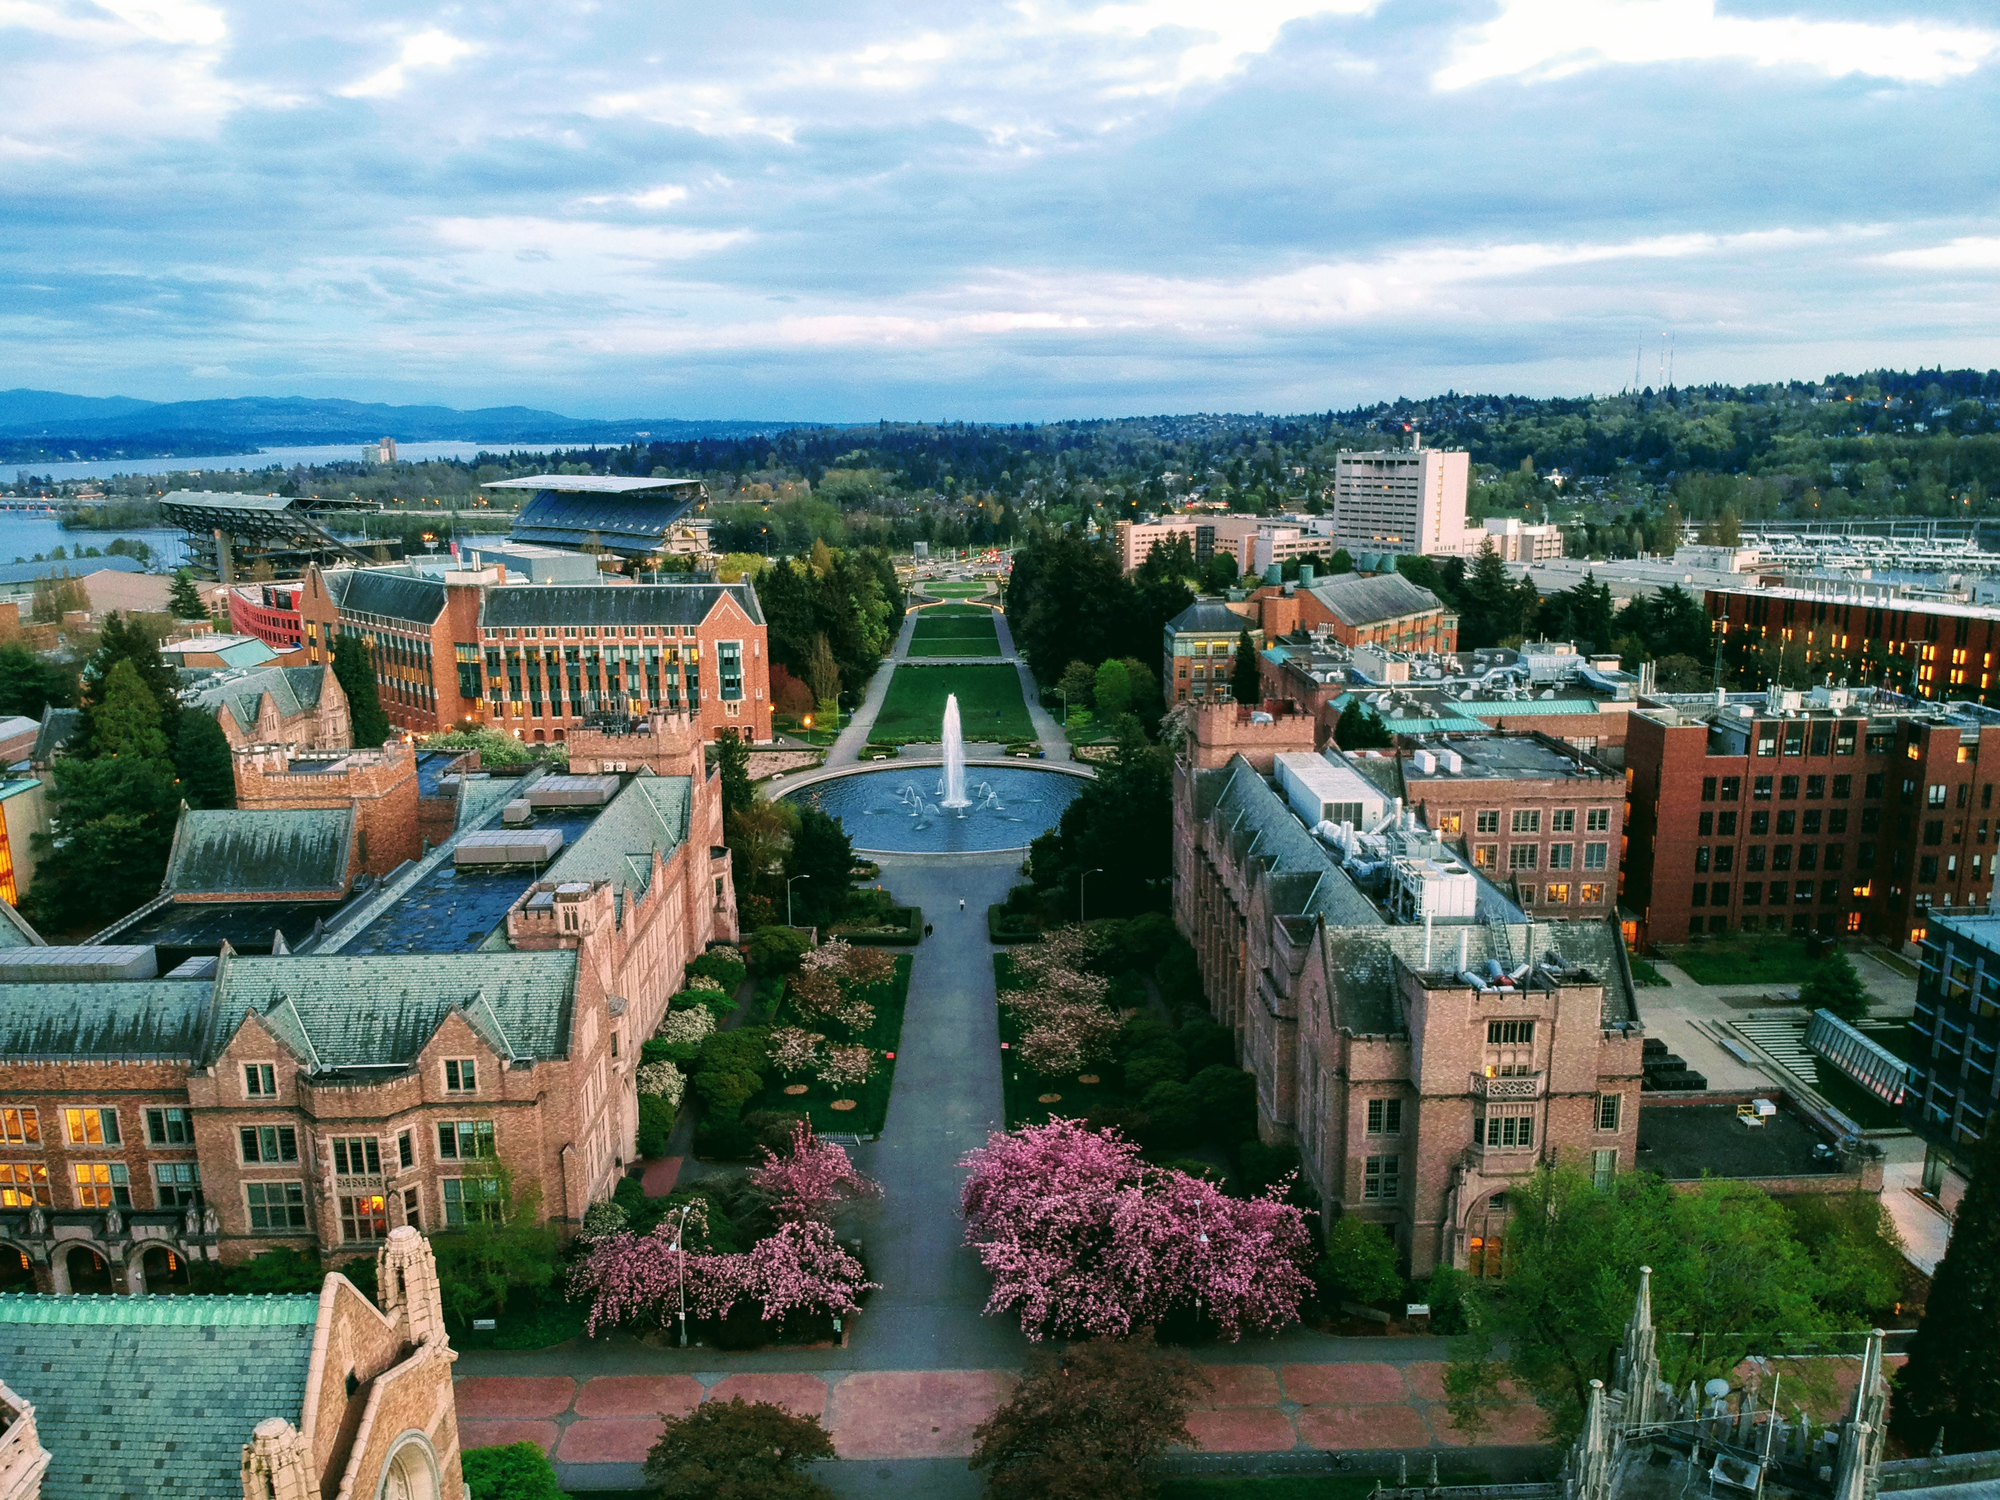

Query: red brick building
left=1623, top=686, right=2000, bottom=949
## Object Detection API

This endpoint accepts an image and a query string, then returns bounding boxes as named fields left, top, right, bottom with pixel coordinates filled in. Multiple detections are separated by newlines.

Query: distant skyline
left=4, top=1, right=1998, bottom=422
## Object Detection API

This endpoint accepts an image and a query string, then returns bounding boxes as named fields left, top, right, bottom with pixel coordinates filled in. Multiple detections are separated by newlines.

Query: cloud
left=1437, top=0, right=2000, bottom=90
left=340, top=28, right=477, bottom=100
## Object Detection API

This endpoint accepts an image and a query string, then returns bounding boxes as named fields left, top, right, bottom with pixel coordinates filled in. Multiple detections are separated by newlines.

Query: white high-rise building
left=1331, top=443, right=1472, bottom=555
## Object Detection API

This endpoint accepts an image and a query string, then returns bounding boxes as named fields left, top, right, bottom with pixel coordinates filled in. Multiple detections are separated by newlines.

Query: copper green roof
left=0, top=1292, right=319, bottom=1500
left=162, top=808, right=356, bottom=897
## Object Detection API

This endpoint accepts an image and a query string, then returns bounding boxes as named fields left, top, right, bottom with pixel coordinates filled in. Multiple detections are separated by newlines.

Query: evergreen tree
left=333, top=633, right=389, bottom=747
left=1230, top=629, right=1262, bottom=704
left=1893, top=1123, right=2000, bottom=1453
left=167, top=569, right=205, bottom=620
left=1335, top=698, right=1395, bottom=750
left=174, top=708, right=236, bottom=810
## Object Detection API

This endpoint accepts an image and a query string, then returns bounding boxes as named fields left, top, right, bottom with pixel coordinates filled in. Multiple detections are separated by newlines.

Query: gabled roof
left=325, top=567, right=446, bottom=626
left=212, top=950, right=577, bottom=1067
left=481, top=581, right=765, bottom=629
left=542, top=776, right=691, bottom=896
left=1166, top=599, right=1254, bottom=636
left=163, top=807, right=356, bottom=897
left=0, top=981, right=213, bottom=1059
left=1306, top=572, right=1443, bottom=628
left=0, top=1292, right=319, bottom=1500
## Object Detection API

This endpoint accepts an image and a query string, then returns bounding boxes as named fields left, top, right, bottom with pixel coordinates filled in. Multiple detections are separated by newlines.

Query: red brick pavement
left=454, top=1357, right=1545, bottom=1462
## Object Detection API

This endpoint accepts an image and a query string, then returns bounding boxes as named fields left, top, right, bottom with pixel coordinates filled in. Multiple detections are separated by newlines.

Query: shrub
left=462, top=1441, right=567, bottom=1500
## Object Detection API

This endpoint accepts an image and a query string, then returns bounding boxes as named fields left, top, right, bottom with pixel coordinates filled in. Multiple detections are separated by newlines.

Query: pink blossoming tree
left=960, top=1118, right=1314, bottom=1341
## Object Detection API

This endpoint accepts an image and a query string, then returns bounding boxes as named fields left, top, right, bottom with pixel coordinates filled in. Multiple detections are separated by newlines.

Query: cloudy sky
left=3, top=0, right=1998, bottom=420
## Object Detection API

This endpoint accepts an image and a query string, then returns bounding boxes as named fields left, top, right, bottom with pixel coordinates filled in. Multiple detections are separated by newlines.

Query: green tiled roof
left=0, top=982, right=212, bottom=1059
left=214, top=950, right=576, bottom=1065
left=542, top=776, right=691, bottom=896
left=0, top=1293, right=318, bottom=1500
left=163, top=808, right=356, bottom=896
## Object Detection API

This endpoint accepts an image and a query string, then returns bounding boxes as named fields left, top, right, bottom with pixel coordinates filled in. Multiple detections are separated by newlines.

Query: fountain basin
left=777, top=761, right=1092, bottom=855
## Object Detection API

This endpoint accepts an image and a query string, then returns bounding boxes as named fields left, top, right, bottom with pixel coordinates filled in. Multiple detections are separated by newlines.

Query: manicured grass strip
left=1661, top=937, right=1818, bottom=987
left=747, top=955, right=912, bottom=1137
left=873, top=664, right=1033, bottom=743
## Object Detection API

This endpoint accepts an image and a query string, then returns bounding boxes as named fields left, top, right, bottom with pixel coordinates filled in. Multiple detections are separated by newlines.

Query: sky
left=3, top=0, right=1998, bottom=422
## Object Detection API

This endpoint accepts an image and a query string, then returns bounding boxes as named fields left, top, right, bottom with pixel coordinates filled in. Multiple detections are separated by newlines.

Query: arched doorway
left=0, top=1246, right=33, bottom=1292
left=141, top=1245, right=190, bottom=1293
left=1465, top=1190, right=1512, bottom=1279
left=65, top=1246, right=113, bottom=1295
left=377, top=1435, right=439, bottom=1500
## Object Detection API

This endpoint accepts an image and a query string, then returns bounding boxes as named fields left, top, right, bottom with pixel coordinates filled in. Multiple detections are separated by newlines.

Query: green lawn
left=1660, top=936, right=1818, bottom=987
left=909, top=613, right=1002, bottom=658
left=744, top=955, right=912, bottom=1137
left=873, top=664, right=1033, bottom=743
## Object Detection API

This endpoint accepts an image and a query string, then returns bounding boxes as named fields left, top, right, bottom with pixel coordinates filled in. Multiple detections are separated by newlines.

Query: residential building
left=1479, top=517, right=1564, bottom=563
left=1706, top=583, right=2000, bottom=701
left=1173, top=701, right=1643, bottom=1275
left=184, top=663, right=351, bottom=752
left=1374, top=731, right=1625, bottom=918
left=0, top=1228, right=462, bottom=1500
left=1622, top=685, right=2000, bottom=949
left=1162, top=598, right=1259, bottom=704
left=1906, top=907, right=2000, bottom=1181
left=1331, top=446, right=1471, bottom=556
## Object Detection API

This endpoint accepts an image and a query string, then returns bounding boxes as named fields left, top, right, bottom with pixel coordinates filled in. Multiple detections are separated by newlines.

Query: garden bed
left=746, top=955, right=912, bottom=1137
left=874, top=664, right=1033, bottom=743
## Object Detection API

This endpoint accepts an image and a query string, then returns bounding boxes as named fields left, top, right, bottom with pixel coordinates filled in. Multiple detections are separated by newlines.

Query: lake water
left=7, top=440, right=561, bottom=487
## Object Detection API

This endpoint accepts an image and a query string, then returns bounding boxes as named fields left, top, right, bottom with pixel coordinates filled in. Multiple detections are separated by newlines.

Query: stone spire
left=241, top=1417, right=315, bottom=1500
left=1617, top=1265, right=1660, bottom=1426
left=377, top=1225, right=449, bottom=1350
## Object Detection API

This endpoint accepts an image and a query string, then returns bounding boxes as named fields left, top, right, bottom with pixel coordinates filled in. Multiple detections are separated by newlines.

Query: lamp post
left=669, top=1203, right=695, bottom=1347
left=1080, top=867, right=1104, bottom=923
left=787, top=874, right=810, bottom=928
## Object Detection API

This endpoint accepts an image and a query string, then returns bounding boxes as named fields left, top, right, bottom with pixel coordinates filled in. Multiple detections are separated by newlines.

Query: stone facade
left=1173, top=702, right=1644, bottom=1277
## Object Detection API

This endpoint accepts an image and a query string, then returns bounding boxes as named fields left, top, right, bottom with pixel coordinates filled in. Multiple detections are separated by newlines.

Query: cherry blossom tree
left=749, top=1120, right=881, bottom=1223
left=960, top=1118, right=1315, bottom=1341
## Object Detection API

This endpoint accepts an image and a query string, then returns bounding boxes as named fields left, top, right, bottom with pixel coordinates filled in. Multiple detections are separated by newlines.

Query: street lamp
left=787, top=873, right=810, bottom=927
left=1080, top=867, right=1104, bottom=922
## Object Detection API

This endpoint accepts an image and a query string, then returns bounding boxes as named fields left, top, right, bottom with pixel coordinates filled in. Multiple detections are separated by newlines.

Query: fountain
left=778, top=689, right=1090, bottom=853
left=940, top=694, right=971, bottom=808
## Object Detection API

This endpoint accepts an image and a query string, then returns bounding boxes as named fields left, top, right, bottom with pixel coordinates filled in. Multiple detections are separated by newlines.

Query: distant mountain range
left=0, top=389, right=815, bottom=463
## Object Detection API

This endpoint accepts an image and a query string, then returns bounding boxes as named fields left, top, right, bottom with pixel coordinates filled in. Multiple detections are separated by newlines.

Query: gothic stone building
left=1173, top=702, right=1645, bottom=1277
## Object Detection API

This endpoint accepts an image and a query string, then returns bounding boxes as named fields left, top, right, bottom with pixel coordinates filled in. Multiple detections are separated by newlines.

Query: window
left=1591, top=1149, right=1617, bottom=1191
left=1597, top=1094, right=1622, bottom=1132
left=240, top=1125, right=299, bottom=1164
left=1511, top=809, right=1540, bottom=834
left=1584, top=842, right=1608, bottom=870
left=1509, top=845, right=1538, bottom=870
left=1581, top=883, right=1605, bottom=903
left=1586, top=807, right=1610, bottom=832
left=244, top=1063, right=276, bottom=1097
left=0, top=1108, right=38, bottom=1146
left=1487, top=1020, right=1534, bottom=1045
left=153, top=1162, right=202, bottom=1207
left=1549, top=844, right=1573, bottom=870
left=397, top=1131, right=414, bottom=1170
left=246, top=1181, right=308, bottom=1231
left=1366, top=1098, right=1401, bottom=1135
left=1480, top=1111, right=1535, bottom=1148
left=341, top=1194, right=389, bottom=1242
left=73, top=1163, right=130, bottom=1209
left=444, top=1176, right=503, bottom=1225
left=1551, top=809, right=1576, bottom=833
left=444, top=1059, right=478, bottom=1094
left=64, top=1108, right=119, bottom=1146
left=146, top=1108, right=191, bottom=1146
left=437, top=1120, right=495, bottom=1160
left=331, top=1137, right=382, bottom=1176
left=0, top=1163, right=49, bottom=1207
left=1545, top=882, right=1571, bottom=905
left=1362, top=1155, right=1400, bottom=1201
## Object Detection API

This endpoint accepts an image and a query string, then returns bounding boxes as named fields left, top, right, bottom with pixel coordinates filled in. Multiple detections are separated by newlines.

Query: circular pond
left=781, top=764, right=1088, bottom=854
